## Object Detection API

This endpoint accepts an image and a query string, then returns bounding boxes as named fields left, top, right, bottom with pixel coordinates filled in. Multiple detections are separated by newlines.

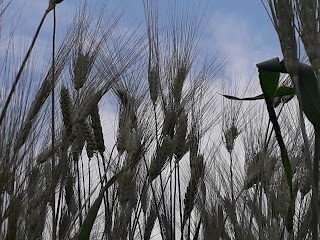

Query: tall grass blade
left=76, top=170, right=125, bottom=240
left=258, top=68, right=294, bottom=232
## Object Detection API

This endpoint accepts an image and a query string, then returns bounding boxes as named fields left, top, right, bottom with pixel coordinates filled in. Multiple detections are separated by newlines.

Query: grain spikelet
left=299, top=171, right=311, bottom=198
left=174, top=110, right=188, bottom=160
left=65, top=173, right=77, bottom=215
left=118, top=169, right=134, bottom=206
left=125, top=129, right=141, bottom=156
left=71, top=124, right=85, bottom=160
left=15, top=120, right=32, bottom=150
left=117, top=109, right=131, bottom=154
left=148, top=136, right=173, bottom=182
left=182, top=176, right=198, bottom=229
left=90, top=105, right=105, bottom=154
left=182, top=154, right=204, bottom=229
left=190, top=154, right=204, bottom=180
left=173, top=66, right=188, bottom=104
left=60, top=85, right=73, bottom=140
left=140, top=184, right=149, bottom=214
left=223, top=123, right=239, bottom=153
left=243, top=152, right=276, bottom=190
left=27, top=167, right=39, bottom=196
left=295, top=2, right=320, bottom=71
left=116, top=96, right=137, bottom=154
left=117, top=129, right=127, bottom=155
left=189, top=123, right=199, bottom=160
left=148, top=68, right=159, bottom=104
left=80, top=121, right=97, bottom=159
left=162, top=108, right=177, bottom=138
left=73, top=51, right=92, bottom=91
left=75, top=92, right=103, bottom=124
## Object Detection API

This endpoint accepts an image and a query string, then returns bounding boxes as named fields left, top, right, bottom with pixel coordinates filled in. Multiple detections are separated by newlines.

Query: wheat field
left=0, top=0, right=318, bottom=239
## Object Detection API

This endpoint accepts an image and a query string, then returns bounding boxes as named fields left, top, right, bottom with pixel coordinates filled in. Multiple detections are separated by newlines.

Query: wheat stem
left=51, top=7, right=57, bottom=239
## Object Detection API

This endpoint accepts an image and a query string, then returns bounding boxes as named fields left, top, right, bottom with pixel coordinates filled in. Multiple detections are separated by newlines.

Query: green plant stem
left=314, top=128, right=320, bottom=238
left=131, top=179, right=149, bottom=237
left=81, top=158, right=87, bottom=214
left=174, top=162, right=178, bottom=238
left=229, top=152, right=235, bottom=204
left=143, top=157, right=165, bottom=239
left=177, top=163, right=183, bottom=236
left=290, top=74, right=318, bottom=239
left=170, top=159, right=174, bottom=239
left=97, top=156, right=110, bottom=238
left=153, top=103, right=159, bottom=147
left=51, top=7, right=57, bottom=240
left=159, top=173, right=168, bottom=231
left=88, top=160, right=91, bottom=209
left=75, top=160, right=83, bottom=225
left=76, top=169, right=126, bottom=240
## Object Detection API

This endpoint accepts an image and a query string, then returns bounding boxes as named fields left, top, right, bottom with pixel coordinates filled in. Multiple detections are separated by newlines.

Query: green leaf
left=222, top=86, right=295, bottom=103
left=275, top=86, right=295, bottom=96
left=222, top=94, right=264, bottom=101
left=258, top=69, right=293, bottom=198
left=259, top=70, right=280, bottom=102
left=257, top=57, right=320, bottom=129
left=77, top=170, right=125, bottom=240
left=256, top=57, right=283, bottom=72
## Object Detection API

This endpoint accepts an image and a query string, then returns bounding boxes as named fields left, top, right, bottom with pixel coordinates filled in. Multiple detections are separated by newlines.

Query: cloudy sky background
left=10, top=0, right=283, bottom=80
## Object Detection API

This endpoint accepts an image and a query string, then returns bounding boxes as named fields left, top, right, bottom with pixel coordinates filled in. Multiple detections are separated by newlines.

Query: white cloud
left=208, top=11, right=282, bottom=81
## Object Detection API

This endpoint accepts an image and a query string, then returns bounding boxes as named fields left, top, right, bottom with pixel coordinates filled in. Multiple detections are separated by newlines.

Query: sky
left=8, top=0, right=283, bottom=82
left=11, top=0, right=282, bottom=66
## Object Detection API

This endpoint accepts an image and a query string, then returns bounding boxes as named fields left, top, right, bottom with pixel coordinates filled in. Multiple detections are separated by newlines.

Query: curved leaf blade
left=258, top=69, right=292, bottom=197
left=259, top=70, right=279, bottom=102
left=77, top=170, right=125, bottom=240
left=222, top=86, right=295, bottom=103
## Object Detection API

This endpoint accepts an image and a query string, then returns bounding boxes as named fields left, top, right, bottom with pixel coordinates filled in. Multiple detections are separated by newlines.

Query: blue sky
left=10, top=0, right=282, bottom=82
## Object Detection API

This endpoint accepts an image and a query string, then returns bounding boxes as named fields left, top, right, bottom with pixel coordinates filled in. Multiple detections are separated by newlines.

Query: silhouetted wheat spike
left=174, top=110, right=188, bottom=161
left=73, top=51, right=92, bottom=91
left=90, top=104, right=105, bottom=155
left=80, top=121, right=97, bottom=159
left=148, top=136, right=173, bottom=182
left=182, top=155, right=204, bottom=233
left=118, top=169, right=134, bottom=206
left=173, top=66, right=188, bottom=104
left=60, top=85, right=73, bottom=141
left=148, top=68, right=159, bottom=105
